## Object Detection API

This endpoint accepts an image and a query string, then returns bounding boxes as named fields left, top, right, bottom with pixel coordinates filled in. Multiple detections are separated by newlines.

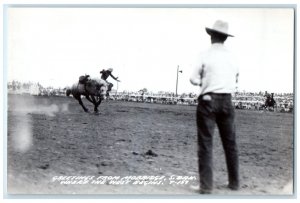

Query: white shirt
left=190, top=43, right=239, bottom=95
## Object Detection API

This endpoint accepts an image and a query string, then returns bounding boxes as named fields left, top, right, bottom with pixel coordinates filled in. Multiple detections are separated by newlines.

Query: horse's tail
left=66, top=88, right=72, bottom=97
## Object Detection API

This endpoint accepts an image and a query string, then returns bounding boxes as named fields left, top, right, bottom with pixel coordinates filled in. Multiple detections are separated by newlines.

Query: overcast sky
left=6, top=7, right=294, bottom=94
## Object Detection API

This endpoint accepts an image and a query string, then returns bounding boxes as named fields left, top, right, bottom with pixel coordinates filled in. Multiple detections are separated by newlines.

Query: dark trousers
left=196, top=93, right=239, bottom=191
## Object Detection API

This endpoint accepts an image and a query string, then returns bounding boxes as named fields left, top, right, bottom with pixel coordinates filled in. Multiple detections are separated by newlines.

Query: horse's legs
left=85, top=95, right=93, bottom=103
left=92, top=97, right=103, bottom=113
left=77, top=96, right=89, bottom=112
left=90, top=95, right=99, bottom=113
left=85, top=95, right=99, bottom=111
left=95, top=98, right=102, bottom=112
left=97, top=99, right=102, bottom=106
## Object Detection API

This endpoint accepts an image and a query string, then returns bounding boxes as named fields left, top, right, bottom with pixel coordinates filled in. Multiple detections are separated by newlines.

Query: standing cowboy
left=100, top=68, right=120, bottom=96
left=190, top=20, right=240, bottom=194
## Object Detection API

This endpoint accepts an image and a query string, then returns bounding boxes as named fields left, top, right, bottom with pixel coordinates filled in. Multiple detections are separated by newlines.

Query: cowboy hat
left=108, top=68, right=113, bottom=72
left=205, top=20, right=234, bottom=37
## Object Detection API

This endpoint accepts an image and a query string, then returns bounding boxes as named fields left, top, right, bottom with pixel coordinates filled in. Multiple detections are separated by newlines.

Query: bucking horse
left=66, top=76, right=107, bottom=113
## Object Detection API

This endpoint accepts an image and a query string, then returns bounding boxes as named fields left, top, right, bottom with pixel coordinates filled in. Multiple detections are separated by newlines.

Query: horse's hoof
left=84, top=109, right=89, bottom=113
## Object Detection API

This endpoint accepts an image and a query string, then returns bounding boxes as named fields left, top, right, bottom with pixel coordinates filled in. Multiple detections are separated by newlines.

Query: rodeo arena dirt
left=7, top=82, right=294, bottom=196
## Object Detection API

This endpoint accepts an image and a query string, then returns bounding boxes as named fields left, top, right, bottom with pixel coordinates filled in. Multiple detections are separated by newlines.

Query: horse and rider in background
left=263, top=92, right=276, bottom=111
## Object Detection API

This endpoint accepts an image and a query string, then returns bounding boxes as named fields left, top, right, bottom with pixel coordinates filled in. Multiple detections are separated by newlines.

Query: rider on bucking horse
left=100, top=68, right=121, bottom=96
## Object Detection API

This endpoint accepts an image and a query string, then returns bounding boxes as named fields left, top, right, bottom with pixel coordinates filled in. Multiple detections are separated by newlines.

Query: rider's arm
left=109, top=73, right=119, bottom=81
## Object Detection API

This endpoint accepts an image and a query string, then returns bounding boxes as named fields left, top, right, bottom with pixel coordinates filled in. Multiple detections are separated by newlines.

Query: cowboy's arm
left=234, top=55, right=240, bottom=92
left=235, top=72, right=239, bottom=92
left=110, top=73, right=120, bottom=82
left=190, top=64, right=203, bottom=86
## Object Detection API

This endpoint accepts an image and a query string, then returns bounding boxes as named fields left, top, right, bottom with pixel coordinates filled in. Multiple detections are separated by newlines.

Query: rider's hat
left=108, top=68, right=113, bottom=72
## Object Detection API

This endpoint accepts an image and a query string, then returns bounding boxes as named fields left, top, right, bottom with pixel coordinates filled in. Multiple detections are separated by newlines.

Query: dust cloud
left=11, top=115, right=33, bottom=153
left=10, top=97, right=69, bottom=116
left=9, top=96, right=70, bottom=152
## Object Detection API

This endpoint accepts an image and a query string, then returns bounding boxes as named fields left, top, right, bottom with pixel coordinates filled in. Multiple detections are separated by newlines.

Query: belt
left=198, top=92, right=232, bottom=100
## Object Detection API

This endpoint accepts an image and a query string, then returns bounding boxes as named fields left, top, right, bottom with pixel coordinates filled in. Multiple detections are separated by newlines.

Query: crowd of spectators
left=7, top=81, right=66, bottom=96
left=232, top=92, right=293, bottom=112
left=109, top=91, right=293, bottom=112
left=7, top=81, right=293, bottom=113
